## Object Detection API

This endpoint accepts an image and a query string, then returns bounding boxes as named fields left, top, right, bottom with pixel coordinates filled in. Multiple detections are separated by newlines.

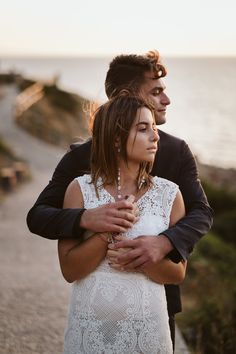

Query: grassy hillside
left=178, top=181, right=236, bottom=354
left=16, top=82, right=91, bottom=148
left=0, top=137, right=16, bottom=167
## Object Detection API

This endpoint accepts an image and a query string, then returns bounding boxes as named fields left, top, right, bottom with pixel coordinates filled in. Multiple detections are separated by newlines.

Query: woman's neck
left=105, top=160, right=143, bottom=200
left=119, top=160, right=139, bottom=190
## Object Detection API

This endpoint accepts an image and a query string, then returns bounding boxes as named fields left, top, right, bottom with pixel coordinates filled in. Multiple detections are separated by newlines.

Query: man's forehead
left=143, top=74, right=165, bottom=89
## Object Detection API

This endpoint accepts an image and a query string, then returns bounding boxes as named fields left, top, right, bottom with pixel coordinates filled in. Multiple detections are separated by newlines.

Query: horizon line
left=1, top=53, right=236, bottom=59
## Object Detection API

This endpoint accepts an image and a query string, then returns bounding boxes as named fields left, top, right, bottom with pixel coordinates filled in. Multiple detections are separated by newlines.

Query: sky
left=1, top=0, right=236, bottom=57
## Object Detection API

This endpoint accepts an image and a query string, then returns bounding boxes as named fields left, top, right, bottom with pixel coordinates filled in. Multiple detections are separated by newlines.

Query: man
left=27, top=50, right=213, bottom=348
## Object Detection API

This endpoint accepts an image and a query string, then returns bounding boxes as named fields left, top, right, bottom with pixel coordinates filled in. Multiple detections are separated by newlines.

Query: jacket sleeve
left=26, top=148, right=87, bottom=240
left=162, top=141, right=213, bottom=262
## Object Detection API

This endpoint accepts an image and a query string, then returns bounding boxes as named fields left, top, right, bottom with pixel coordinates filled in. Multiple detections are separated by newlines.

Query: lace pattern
left=64, top=175, right=178, bottom=354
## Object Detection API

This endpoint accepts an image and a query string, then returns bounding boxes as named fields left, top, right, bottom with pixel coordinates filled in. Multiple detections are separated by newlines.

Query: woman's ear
left=114, top=137, right=120, bottom=148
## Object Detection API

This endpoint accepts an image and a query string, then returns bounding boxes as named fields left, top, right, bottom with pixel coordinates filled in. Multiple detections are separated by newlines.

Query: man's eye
left=152, top=90, right=161, bottom=96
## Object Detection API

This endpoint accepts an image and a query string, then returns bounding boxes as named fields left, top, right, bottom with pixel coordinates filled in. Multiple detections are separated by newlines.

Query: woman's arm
left=142, top=258, right=187, bottom=284
left=143, top=190, right=187, bottom=284
left=58, top=180, right=109, bottom=283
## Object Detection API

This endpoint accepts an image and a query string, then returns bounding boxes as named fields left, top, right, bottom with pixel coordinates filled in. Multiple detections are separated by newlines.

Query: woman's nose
left=152, top=128, right=159, bottom=142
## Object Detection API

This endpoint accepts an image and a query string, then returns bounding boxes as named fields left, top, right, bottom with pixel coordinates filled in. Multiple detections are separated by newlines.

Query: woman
left=58, top=93, right=186, bottom=354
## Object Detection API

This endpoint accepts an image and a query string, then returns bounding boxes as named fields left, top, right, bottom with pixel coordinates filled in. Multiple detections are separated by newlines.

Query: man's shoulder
left=153, top=130, right=193, bottom=179
left=158, top=129, right=186, bottom=148
left=56, top=139, right=91, bottom=174
left=69, top=139, right=92, bottom=156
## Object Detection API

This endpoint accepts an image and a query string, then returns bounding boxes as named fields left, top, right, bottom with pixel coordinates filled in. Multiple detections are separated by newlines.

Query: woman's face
left=126, top=107, right=159, bottom=164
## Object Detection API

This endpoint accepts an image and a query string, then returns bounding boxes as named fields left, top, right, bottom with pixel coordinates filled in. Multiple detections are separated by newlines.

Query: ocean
left=1, top=56, right=236, bottom=169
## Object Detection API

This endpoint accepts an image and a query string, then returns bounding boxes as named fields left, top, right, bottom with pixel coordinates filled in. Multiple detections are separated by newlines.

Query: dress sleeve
left=158, top=178, right=179, bottom=223
left=74, top=175, right=91, bottom=207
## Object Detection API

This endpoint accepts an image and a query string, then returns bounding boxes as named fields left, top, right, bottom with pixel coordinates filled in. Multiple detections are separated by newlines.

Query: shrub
left=213, top=210, right=236, bottom=245
left=44, top=85, right=79, bottom=114
left=178, top=233, right=236, bottom=354
left=202, top=180, right=236, bottom=213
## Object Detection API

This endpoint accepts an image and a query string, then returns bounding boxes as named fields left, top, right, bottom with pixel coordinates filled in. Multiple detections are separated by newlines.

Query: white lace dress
left=63, top=175, right=178, bottom=354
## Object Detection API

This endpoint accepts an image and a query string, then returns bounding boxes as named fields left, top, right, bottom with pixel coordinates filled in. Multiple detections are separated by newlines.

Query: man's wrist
left=158, top=234, right=174, bottom=255
left=159, top=233, right=183, bottom=263
left=73, top=209, right=86, bottom=238
left=79, top=209, right=88, bottom=229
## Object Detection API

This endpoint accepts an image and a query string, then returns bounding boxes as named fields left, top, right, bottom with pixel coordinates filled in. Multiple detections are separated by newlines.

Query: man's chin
left=156, top=117, right=166, bottom=125
left=154, top=111, right=167, bottom=125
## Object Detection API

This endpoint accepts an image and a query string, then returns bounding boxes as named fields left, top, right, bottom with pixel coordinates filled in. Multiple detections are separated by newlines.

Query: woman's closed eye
left=138, top=124, right=147, bottom=132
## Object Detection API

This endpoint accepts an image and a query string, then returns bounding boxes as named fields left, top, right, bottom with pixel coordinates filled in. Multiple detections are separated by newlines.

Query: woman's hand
left=107, top=235, right=133, bottom=271
left=106, top=195, right=139, bottom=271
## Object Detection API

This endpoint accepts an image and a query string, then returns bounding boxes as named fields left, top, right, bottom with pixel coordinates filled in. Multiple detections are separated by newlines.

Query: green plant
left=178, top=233, right=236, bottom=354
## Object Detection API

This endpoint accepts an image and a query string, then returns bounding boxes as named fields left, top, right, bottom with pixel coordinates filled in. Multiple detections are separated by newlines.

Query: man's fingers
left=111, top=217, right=134, bottom=229
left=122, top=256, right=148, bottom=270
left=107, top=250, right=118, bottom=258
left=116, top=211, right=136, bottom=223
left=107, top=206, right=137, bottom=223
left=107, top=247, right=132, bottom=261
left=116, top=248, right=142, bottom=265
left=134, top=206, right=139, bottom=218
left=112, top=200, right=135, bottom=210
left=108, top=263, right=124, bottom=271
left=109, top=239, right=137, bottom=250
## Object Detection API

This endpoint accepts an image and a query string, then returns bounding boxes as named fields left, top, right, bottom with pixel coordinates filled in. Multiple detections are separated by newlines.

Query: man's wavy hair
left=90, top=92, right=155, bottom=197
left=105, top=50, right=167, bottom=99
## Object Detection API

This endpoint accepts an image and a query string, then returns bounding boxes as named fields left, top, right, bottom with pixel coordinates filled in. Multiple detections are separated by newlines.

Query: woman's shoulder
left=74, top=174, right=92, bottom=184
left=152, top=176, right=179, bottom=191
left=151, top=177, right=180, bottom=212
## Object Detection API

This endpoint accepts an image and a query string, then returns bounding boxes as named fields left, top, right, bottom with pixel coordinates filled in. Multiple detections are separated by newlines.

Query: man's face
left=139, top=72, right=171, bottom=125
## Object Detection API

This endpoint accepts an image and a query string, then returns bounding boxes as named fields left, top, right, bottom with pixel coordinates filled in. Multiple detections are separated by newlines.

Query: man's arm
left=107, top=141, right=213, bottom=267
left=162, top=141, right=213, bottom=262
left=108, top=190, right=187, bottom=280
left=27, top=146, right=87, bottom=239
left=27, top=142, right=138, bottom=240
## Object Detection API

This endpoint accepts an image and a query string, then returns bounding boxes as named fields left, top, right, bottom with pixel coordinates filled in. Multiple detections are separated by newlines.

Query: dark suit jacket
left=27, top=129, right=213, bottom=315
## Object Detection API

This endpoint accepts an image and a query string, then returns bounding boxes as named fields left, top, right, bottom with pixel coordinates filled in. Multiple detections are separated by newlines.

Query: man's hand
left=108, top=235, right=174, bottom=270
left=80, top=199, right=139, bottom=233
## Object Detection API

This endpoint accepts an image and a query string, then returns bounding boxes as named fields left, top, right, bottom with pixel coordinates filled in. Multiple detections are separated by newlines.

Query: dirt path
left=0, top=85, right=189, bottom=354
left=0, top=85, right=69, bottom=353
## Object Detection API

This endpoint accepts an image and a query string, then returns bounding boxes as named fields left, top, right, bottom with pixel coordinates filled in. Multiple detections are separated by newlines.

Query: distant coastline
left=0, top=72, right=235, bottom=192
left=1, top=56, right=235, bottom=170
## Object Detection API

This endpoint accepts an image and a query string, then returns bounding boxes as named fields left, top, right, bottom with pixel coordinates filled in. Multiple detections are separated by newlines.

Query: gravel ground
left=0, top=85, right=70, bottom=353
left=0, top=85, right=189, bottom=354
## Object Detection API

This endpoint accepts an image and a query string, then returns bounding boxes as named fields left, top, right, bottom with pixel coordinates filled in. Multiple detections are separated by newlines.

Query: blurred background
left=0, top=1, right=235, bottom=353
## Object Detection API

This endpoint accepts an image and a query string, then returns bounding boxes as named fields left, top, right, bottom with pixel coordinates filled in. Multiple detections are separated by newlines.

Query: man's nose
left=162, top=93, right=171, bottom=106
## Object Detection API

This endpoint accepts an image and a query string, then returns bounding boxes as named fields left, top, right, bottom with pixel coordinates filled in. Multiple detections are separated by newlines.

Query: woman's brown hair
left=91, top=93, right=155, bottom=197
